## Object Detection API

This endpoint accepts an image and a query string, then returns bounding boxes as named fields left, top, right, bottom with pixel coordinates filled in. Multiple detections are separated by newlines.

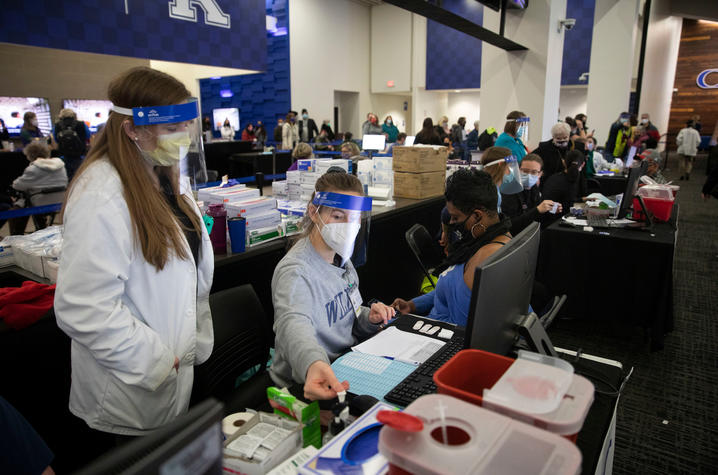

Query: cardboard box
left=226, top=197, right=278, bottom=218
left=223, top=412, right=302, bottom=475
left=394, top=171, right=445, bottom=199
left=392, top=146, right=449, bottom=173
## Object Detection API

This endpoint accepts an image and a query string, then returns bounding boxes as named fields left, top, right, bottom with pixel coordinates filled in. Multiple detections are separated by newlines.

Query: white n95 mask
left=320, top=220, right=361, bottom=262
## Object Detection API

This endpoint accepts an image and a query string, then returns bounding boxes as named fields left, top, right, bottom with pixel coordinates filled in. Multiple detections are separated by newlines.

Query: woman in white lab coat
left=54, top=67, right=214, bottom=436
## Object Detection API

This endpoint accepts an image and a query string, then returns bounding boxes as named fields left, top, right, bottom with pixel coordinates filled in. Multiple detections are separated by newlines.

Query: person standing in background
left=362, top=113, right=383, bottom=136
left=692, top=114, right=702, bottom=134
left=282, top=111, right=299, bottom=150
left=414, top=118, right=442, bottom=145
left=494, top=111, right=528, bottom=163
left=382, top=115, right=399, bottom=143
left=241, top=123, right=256, bottom=141
left=254, top=121, right=267, bottom=145
left=605, top=112, right=630, bottom=160
left=220, top=118, right=234, bottom=140
left=676, top=120, right=701, bottom=181
left=20, top=112, right=44, bottom=145
left=466, top=120, right=480, bottom=150
left=639, top=113, right=660, bottom=141
left=298, top=109, right=318, bottom=143
left=273, top=118, right=284, bottom=144
left=54, top=108, right=89, bottom=181
left=435, top=115, right=450, bottom=145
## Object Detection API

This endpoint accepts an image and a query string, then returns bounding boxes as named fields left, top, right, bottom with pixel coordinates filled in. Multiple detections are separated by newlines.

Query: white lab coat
left=54, top=159, right=214, bottom=435
left=676, top=127, right=701, bottom=156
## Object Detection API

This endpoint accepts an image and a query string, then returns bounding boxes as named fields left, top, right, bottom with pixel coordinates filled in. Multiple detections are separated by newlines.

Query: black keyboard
left=586, top=215, right=610, bottom=228
left=384, top=337, right=465, bottom=407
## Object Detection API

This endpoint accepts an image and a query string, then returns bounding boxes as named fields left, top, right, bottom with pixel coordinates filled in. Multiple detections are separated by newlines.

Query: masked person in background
left=20, top=112, right=45, bottom=146
left=477, top=146, right=522, bottom=214
left=500, top=153, right=560, bottom=235
left=605, top=112, right=631, bottom=160
left=391, top=169, right=512, bottom=326
left=494, top=110, right=529, bottom=163
left=270, top=169, right=395, bottom=400
left=583, top=136, right=610, bottom=177
left=542, top=150, right=587, bottom=225
left=54, top=67, right=214, bottom=437
left=382, top=115, right=399, bottom=143
left=533, top=122, right=584, bottom=185
left=361, top=113, right=383, bottom=136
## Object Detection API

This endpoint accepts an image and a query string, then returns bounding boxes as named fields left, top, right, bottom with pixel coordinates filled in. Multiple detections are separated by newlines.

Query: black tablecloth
left=593, top=175, right=628, bottom=196
left=536, top=214, right=676, bottom=351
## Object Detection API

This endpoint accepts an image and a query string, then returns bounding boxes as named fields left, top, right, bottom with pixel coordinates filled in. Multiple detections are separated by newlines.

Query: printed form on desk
left=351, top=326, right=446, bottom=365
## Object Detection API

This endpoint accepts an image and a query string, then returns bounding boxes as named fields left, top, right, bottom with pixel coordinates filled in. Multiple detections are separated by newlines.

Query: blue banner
left=0, top=0, right=267, bottom=71
left=313, top=192, right=372, bottom=212
left=128, top=101, right=198, bottom=125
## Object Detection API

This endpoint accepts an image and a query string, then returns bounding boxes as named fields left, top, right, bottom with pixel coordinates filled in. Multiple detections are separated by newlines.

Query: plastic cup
left=227, top=217, right=246, bottom=253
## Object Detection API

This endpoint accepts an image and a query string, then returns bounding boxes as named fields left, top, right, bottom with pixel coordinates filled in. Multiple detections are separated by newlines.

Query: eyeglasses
left=520, top=169, right=542, bottom=176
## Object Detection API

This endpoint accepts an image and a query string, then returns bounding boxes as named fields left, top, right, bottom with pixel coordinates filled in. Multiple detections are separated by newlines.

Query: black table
left=592, top=175, right=628, bottom=196
left=228, top=151, right=292, bottom=178
left=536, top=212, right=677, bottom=351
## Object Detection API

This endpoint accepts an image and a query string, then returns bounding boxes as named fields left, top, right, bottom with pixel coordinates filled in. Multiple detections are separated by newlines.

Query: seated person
left=392, top=169, right=511, bottom=326
left=479, top=146, right=519, bottom=213
left=541, top=150, right=586, bottom=224
left=385, top=132, right=407, bottom=155
left=583, top=136, right=610, bottom=176
left=270, top=169, right=395, bottom=400
left=501, top=154, right=560, bottom=235
left=340, top=141, right=363, bottom=171
left=8, top=141, right=68, bottom=234
left=466, top=121, right=480, bottom=150
left=313, top=128, right=333, bottom=151
left=287, top=142, right=313, bottom=171
left=642, top=149, right=667, bottom=184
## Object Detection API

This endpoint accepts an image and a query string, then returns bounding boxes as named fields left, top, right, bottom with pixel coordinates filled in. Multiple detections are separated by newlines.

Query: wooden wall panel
left=667, top=19, right=718, bottom=148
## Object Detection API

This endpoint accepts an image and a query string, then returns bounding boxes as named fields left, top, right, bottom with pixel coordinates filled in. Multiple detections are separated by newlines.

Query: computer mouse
left=419, top=323, right=433, bottom=333
left=412, top=320, right=424, bottom=331
left=427, top=325, right=440, bottom=335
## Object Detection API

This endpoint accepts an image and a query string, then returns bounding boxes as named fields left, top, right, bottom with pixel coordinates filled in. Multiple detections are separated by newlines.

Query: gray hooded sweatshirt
left=269, top=236, right=379, bottom=387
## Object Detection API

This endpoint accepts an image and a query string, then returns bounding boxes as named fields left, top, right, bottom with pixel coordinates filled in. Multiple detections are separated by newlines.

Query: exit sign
left=387, top=80, right=395, bottom=87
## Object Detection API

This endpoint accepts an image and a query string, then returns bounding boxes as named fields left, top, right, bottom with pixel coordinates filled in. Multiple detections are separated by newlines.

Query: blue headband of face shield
left=482, top=155, right=524, bottom=195
left=313, top=191, right=372, bottom=212
left=507, top=116, right=530, bottom=123
left=111, top=100, right=199, bottom=125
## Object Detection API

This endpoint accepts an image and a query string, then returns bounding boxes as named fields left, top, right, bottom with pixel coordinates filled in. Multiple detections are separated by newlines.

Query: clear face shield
left=111, top=99, right=207, bottom=194
left=312, top=191, right=372, bottom=267
left=482, top=155, right=523, bottom=195
left=514, top=116, right=530, bottom=143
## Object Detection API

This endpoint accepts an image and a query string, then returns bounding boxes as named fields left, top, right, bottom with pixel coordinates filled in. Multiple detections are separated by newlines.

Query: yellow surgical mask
left=138, top=131, right=191, bottom=167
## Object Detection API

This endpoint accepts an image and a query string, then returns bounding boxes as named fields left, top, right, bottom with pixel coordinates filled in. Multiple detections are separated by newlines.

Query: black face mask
left=447, top=214, right=472, bottom=242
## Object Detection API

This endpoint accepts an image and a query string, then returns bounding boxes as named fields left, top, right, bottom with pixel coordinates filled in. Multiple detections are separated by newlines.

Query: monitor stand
left=515, top=313, right=558, bottom=357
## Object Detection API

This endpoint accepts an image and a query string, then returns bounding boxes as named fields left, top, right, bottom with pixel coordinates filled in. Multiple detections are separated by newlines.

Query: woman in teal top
left=494, top=110, right=528, bottom=162
left=382, top=115, right=399, bottom=143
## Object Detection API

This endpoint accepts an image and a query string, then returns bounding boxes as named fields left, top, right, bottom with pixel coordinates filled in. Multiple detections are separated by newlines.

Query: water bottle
left=207, top=204, right=227, bottom=254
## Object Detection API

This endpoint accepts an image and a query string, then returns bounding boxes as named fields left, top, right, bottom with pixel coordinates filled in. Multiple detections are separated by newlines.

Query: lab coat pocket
left=102, top=367, right=179, bottom=431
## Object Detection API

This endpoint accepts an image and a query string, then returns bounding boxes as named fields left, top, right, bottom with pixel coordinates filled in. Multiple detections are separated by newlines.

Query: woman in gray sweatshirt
left=270, top=170, right=395, bottom=400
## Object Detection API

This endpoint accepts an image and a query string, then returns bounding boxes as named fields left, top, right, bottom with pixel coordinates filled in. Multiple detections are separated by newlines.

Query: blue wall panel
left=426, top=0, right=596, bottom=89
left=0, top=0, right=266, bottom=71
left=200, top=0, right=290, bottom=136
left=561, top=0, right=595, bottom=85
left=426, top=0, right=483, bottom=90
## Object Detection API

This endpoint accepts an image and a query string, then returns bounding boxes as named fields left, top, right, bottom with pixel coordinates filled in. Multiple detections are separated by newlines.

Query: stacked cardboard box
left=392, top=146, right=448, bottom=199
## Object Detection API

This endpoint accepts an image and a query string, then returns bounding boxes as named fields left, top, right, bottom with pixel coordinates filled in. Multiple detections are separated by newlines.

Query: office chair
left=405, top=224, right=444, bottom=290
left=24, top=187, right=66, bottom=230
left=190, top=284, right=273, bottom=414
left=539, top=294, right=567, bottom=330
left=586, top=178, right=601, bottom=194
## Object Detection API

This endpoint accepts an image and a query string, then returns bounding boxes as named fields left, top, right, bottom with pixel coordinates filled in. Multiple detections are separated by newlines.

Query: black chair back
left=191, top=284, right=270, bottom=406
left=405, top=224, right=444, bottom=290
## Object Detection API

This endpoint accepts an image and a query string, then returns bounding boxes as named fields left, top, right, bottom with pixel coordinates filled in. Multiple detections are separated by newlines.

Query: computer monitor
left=212, top=107, right=240, bottom=131
left=617, top=162, right=647, bottom=219
left=404, top=135, right=415, bottom=146
left=362, top=134, right=386, bottom=151
left=464, top=222, right=555, bottom=356
left=63, top=99, right=113, bottom=133
left=74, top=398, right=224, bottom=475
left=0, top=96, right=52, bottom=136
